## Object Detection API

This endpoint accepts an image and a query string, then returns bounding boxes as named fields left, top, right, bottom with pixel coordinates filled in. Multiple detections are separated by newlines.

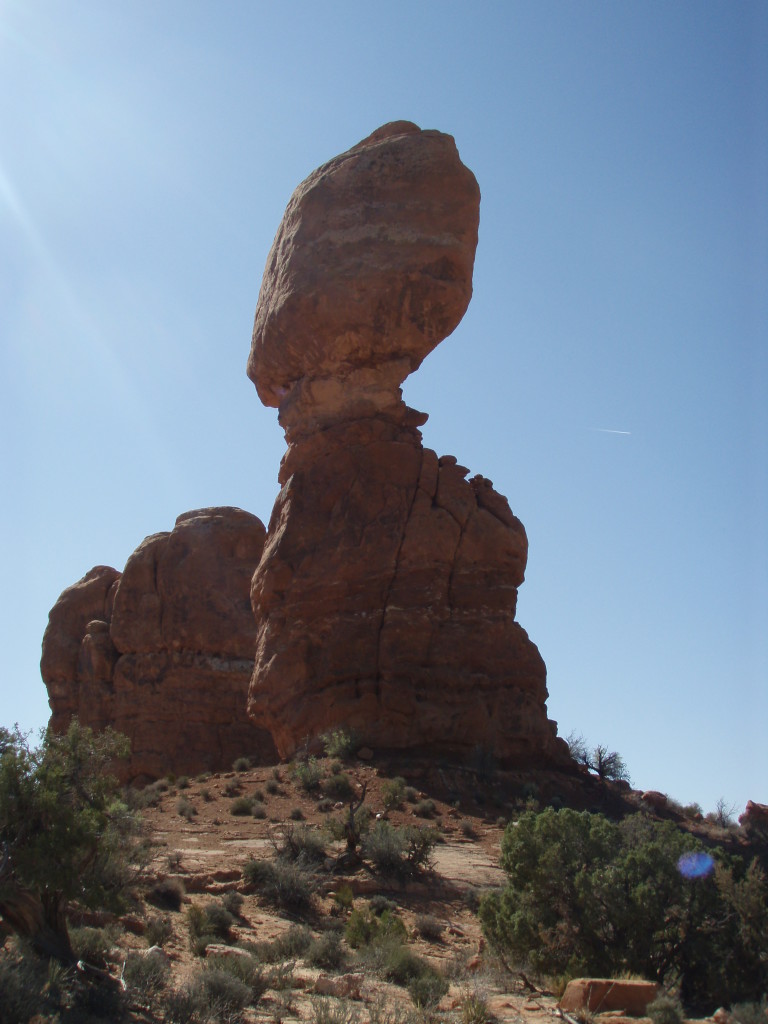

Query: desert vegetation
left=1, top=721, right=767, bottom=1022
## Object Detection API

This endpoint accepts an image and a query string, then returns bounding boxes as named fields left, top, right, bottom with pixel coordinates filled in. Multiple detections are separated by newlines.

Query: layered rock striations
left=247, top=121, right=568, bottom=765
left=42, top=507, right=276, bottom=780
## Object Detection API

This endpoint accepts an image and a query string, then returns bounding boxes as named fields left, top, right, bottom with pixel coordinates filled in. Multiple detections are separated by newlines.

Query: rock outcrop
left=246, top=121, right=568, bottom=765
left=42, top=507, right=276, bottom=780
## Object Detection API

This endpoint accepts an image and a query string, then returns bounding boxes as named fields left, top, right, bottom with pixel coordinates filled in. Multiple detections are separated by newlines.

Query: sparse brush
left=381, top=776, right=406, bottom=811
left=221, top=890, right=244, bottom=916
left=205, top=952, right=268, bottom=1003
left=222, top=778, right=241, bottom=797
left=145, top=914, right=174, bottom=947
left=123, top=948, right=171, bottom=998
left=414, top=798, right=436, bottom=818
left=275, top=823, right=327, bottom=863
left=266, top=778, right=281, bottom=795
left=289, top=806, right=305, bottom=820
left=248, top=923, right=312, bottom=962
left=404, top=786, right=419, bottom=803
left=293, top=756, right=323, bottom=792
left=176, top=796, right=196, bottom=820
left=187, top=965, right=252, bottom=1018
left=148, top=875, right=185, bottom=910
left=306, top=930, right=346, bottom=970
left=647, top=995, right=685, bottom=1024
left=320, top=727, right=360, bottom=760
left=731, top=1000, right=768, bottom=1024
left=414, top=913, right=443, bottom=941
left=233, top=756, right=251, bottom=772
left=460, top=988, right=491, bottom=1024
left=230, top=795, right=253, bottom=815
left=177, top=775, right=190, bottom=789
left=310, top=995, right=360, bottom=1024
left=69, top=925, right=114, bottom=967
left=460, top=818, right=476, bottom=838
left=323, top=772, right=354, bottom=801
left=252, top=800, right=268, bottom=818
left=243, top=857, right=316, bottom=914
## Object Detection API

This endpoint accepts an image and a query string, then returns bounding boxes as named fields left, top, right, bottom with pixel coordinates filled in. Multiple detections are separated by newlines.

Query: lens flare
left=677, top=851, right=714, bottom=879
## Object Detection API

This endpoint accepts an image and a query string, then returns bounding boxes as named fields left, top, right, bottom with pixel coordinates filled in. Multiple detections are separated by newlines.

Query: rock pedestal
left=246, top=121, right=567, bottom=765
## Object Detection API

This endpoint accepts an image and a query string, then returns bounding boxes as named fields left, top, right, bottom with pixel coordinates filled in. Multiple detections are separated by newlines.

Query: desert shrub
left=69, top=924, right=114, bottom=966
left=293, top=755, right=323, bottom=792
left=177, top=775, right=190, bottom=789
left=128, top=779, right=165, bottom=808
left=306, top=929, right=346, bottom=970
left=414, top=798, right=436, bottom=818
left=200, top=787, right=213, bottom=802
left=320, top=728, right=359, bottom=760
left=243, top=857, right=316, bottom=914
left=345, top=906, right=407, bottom=949
left=414, top=913, right=443, bottom=941
left=275, top=822, right=327, bottom=863
left=187, top=901, right=235, bottom=954
left=369, top=894, right=398, bottom=915
left=479, top=807, right=768, bottom=1013
left=147, top=875, right=185, bottom=910
left=290, top=805, right=305, bottom=820
left=647, top=994, right=686, bottom=1024
left=266, top=778, right=281, bottom=795
left=233, top=756, right=251, bottom=772
left=408, top=968, right=449, bottom=1008
left=383, top=944, right=433, bottom=987
left=162, top=985, right=199, bottom=1024
left=404, top=785, right=419, bottom=803
left=249, top=923, right=312, bottom=962
left=123, top=948, right=171, bottom=997
left=332, top=883, right=354, bottom=911
left=317, top=797, right=334, bottom=813
left=460, top=988, right=491, bottom=1024
left=362, top=821, right=438, bottom=879
left=222, top=778, right=241, bottom=797
left=230, top=795, right=253, bottom=815
left=311, top=995, right=360, bottom=1024
left=707, top=798, right=737, bottom=829
left=252, top=800, right=267, bottom=819
left=323, top=772, right=355, bottom=801
left=221, top=890, right=244, bottom=916
left=206, top=952, right=268, bottom=1002
left=146, top=913, right=174, bottom=947
left=177, top=795, right=196, bottom=819
left=381, top=776, right=406, bottom=811
left=188, top=965, right=252, bottom=1019
left=460, top=818, right=476, bottom=838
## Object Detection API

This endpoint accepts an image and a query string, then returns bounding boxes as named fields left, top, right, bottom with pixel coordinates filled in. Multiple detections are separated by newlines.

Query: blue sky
left=1, top=1, right=765, bottom=814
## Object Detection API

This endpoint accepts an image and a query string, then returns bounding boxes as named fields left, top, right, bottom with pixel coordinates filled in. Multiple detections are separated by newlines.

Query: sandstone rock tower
left=42, top=507, right=276, bottom=780
left=247, top=121, right=566, bottom=765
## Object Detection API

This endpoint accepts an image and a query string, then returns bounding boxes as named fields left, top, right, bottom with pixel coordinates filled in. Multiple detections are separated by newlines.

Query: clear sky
left=1, top=1, right=765, bottom=815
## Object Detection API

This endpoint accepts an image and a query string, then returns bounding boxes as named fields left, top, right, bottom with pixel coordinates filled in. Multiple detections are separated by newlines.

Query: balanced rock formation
left=42, top=507, right=276, bottom=780
left=247, top=121, right=567, bottom=765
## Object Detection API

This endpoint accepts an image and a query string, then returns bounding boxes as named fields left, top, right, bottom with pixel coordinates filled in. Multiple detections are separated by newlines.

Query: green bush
left=408, top=968, right=449, bottom=1009
left=479, top=807, right=768, bottom=1013
left=123, top=948, right=171, bottom=998
left=233, top=756, right=251, bottom=772
left=414, top=798, right=436, bottom=818
left=647, top=994, right=686, bottom=1024
left=310, top=995, right=361, bottom=1024
left=188, top=965, right=252, bottom=1020
left=243, top=857, right=316, bottom=914
left=323, top=772, right=355, bottom=801
left=414, top=913, right=443, bottom=941
left=252, top=800, right=267, bottom=818
left=293, top=755, right=323, bottom=791
left=0, top=720, right=143, bottom=961
left=177, top=795, right=196, bottom=819
left=731, top=999, right=768, bottom=1024
left=381, top=776, right=406, bottom=811
left=205, top=952, right=267, bottom=1003
left=230, top=795, right=253, bottom=815
left=69, top=924, right=114, bottom=966
left=146, top=913, right=174, bottom=947
left=306, top=930, right=346, bottom=970
left=276, top=823, right=327, bottom=863
left=248, top=923, right=312, bottom=962
left=320, top=728, right=360, bottom=760
left=361, top=821, right=438, bottom=878
left=345, top=907, right=407, bottom=949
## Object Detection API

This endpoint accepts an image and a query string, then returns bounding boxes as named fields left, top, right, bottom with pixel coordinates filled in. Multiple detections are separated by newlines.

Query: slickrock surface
left=42, top=507, right=276, bottom=780
left=247, top=121, right=568, bottom=766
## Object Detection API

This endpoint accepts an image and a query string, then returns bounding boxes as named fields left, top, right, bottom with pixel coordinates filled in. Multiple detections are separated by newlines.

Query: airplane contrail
left=589, top=427, right=632, bottom=435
